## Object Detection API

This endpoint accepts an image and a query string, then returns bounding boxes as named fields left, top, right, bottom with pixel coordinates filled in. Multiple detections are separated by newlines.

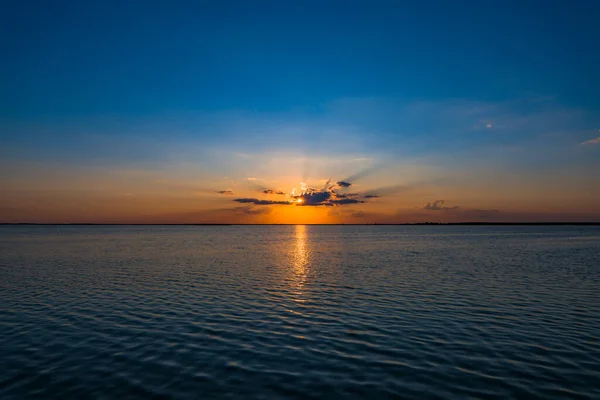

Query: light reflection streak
left=290, top=224, right=309, bottom=301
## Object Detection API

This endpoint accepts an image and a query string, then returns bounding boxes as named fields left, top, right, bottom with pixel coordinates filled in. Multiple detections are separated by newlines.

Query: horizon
left=3, top=222, right=600, bottom=226
left=2, top=1, right=599, bottom=224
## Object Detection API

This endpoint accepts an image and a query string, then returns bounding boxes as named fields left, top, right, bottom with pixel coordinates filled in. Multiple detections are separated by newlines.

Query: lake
left=1, top=225, right=599, bottom=399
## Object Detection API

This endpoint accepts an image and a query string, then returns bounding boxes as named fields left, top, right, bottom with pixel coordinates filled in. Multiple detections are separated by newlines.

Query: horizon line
left=1, top=222, right=600, bottom=226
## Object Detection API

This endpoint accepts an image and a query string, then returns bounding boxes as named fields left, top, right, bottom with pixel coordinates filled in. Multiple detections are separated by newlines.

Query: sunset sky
left=2, top=0, right=599, bottom=224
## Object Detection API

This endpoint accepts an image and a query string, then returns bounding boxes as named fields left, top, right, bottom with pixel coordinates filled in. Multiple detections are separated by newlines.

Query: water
left=1, top=225, right=599, bottom=399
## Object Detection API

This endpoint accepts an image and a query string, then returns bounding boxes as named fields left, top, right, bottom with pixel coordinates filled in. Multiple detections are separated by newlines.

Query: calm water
left=1, top=225, right=599, bottom=399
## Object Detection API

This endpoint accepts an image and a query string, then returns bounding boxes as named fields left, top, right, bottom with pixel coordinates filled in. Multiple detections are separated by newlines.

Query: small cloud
left=581, top=137, right=600, bottom=145
left=334, top=192, right=359, bottom=198
left=216, top=190, right=234, bottom=195
left=233, top=198, right=291, bottom=205
left=247, top=177, right=257, bottom=180
left=262, top=189, right=286, bottom=195
left=423, top=200, right=459, bottom=211
left=329, top=198, right=364, bottom=205
left=337, top=181, right=352, bottom=187
left=363, top=195, right=380, bottom=198
left=486, top=124, right=493, bottom=128
left=421, top=201, right=500, bottom=217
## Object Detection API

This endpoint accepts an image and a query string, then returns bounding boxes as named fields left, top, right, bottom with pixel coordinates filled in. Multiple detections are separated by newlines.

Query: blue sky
left=1, top=0, right=599, bottom=223
left=3, top=0, right=599, bottom=116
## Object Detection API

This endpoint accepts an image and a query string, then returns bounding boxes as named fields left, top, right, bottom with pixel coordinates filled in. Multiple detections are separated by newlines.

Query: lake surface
left=1, top=225, right=599, bottom=399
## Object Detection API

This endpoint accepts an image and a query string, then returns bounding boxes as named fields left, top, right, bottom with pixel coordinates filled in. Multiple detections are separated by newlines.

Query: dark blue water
left=1, top=225, right=599, bottom=399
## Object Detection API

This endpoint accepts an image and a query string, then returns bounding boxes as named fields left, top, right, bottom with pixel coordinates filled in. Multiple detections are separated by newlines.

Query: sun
left=296, top=198, right=303, bottom=203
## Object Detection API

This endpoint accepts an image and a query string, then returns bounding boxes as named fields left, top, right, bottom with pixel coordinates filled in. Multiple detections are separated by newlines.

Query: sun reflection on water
left=290, top=224, right=309, bottom=301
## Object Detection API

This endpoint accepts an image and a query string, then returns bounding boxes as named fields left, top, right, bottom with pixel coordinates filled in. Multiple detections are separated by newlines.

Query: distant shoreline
left=1, top=223, right=599, bottom=226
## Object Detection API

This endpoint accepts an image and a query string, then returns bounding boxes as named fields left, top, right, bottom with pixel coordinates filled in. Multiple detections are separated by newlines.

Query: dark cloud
left=423, top=200, right=459, bottom=211
left=415, top=202, right=501, bottom=219
left=296, top=190, right=332, bottom=206
left=334, top=192, right=359, bottom=198
left=230, top=170, right=419, bottom=208
left=300, top=202, right=334, bottom=207
left=330, top=198, right=364, bottom=205
left=293, top=189, right=365, bottom=206
left=216, top=190, right=234, bottom=195
left=262, top=189, right=286, bottom=195
left=233, top=198, right=291, bottom=205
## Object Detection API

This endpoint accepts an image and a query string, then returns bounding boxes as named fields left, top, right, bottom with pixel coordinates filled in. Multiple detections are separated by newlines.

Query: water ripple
left=1, top=225, right=599, bottom=399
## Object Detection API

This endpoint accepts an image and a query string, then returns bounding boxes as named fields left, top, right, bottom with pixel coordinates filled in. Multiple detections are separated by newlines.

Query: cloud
left=262, top=189, right=286, bottom=195
left=296, top=190, right=333, bottom=206
left=232, top=169, right=421, bottom=207
left=329, top=198, right=364, bottom=205
left=292, top=186, right=366, bottom=207
left=420, top=201, right=500, bottom=217
left=216, top=190, right=234, bottom=195
left=581, top=137, right=600, bottom=145
left=423, top=200, right=460, bottom=211
left=334, top=192, right=359, bottom=198
left=234, top=181, right=372, bottom=207
left=246, top=179, right=287, bottom=195
left=290, top=173, right=436, bottom=206
left=233, top=198, right=291, bottom=205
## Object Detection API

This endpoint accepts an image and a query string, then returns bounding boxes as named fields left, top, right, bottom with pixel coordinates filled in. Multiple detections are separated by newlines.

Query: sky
left=1, top=0, right=599, bottom=224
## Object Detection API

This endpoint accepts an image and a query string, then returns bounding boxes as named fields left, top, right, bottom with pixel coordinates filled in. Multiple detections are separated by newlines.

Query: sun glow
left=296, top=198, right=303, bottom=203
